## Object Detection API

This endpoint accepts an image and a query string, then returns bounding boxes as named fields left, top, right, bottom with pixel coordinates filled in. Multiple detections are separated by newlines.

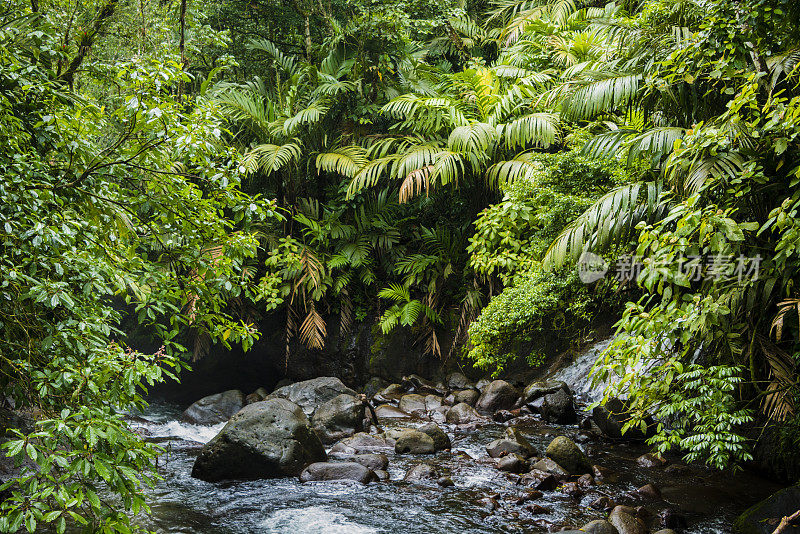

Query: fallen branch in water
left=772, top=509, right=800, bottom=534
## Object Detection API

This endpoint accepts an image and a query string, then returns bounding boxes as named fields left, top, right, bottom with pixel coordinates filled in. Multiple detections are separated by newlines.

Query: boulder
left=637, top=453, right=667, bottom=468
left=540, top=387, right=577, bottom=424
left=394, top=429, right=436, bottom=454
left=191, top=398, right=326, bottom=481
left=379, top=383, right=404, bottom=397
left=581, top=520, right=619, bottom=534
left=475, top=378, right=492, bottom=393
left=245, top=387, right=269, bottom=405
left=299, top=462, right=377, bottom=484
left=521, top=469, right=558, bottom=490
left=437, top=476, right=455, bottom=487
left=350, top=453, right=389, bottom=471
left=401, top=375, right=443, bottom=395
left=311, top=393, right=365, bottom=444
left=446, top=372, right=473, bottom=390
left=486, top=436, right=535, bottom=459
left=362, top=377, right=387, bottom=398
left=446, top=402, right=484, bottom=424
left=475, top=380, right=520, bottom=413
left=374, top=404, right=413, bottom=419
left=496, top=454, right=527, bottom=473
left=329, top=433, right=391, bottom=454
left=418, top=423, right=451, bottom=451
left=608, top=506, right=648, bottom=534
left=635, top=483, right=662, bottom=500
left=398, top=393, right=428, bottom=413
left=269, top=377, right=357, bottom=418
left=182, top=390, right=245, bottom=425
left=733, top=485, right=800, bottom=534
left=545, top=436, right=592, bottom=475
left=523, top=381, right=569, bottom=403
left=403, top=463, right=439, bottom=483
left=530, top=458, right=569, bottom=478
left=451, top=389, right=480, bottom=406
left=593, top=397, right=653, bottom=441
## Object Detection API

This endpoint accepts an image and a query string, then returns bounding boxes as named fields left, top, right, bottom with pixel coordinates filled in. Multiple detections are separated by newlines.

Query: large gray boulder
left=268, top=377, right=357, bottom=418
left=545, top=436, right=592, bottom=475
left=393, top=429, right=435, bottom=454
left=418, top=422, right=451, bottom=451
left=523, top=381, right=569, bottom=403
left=299, top=462, right=377, bottom=484
left=734, top=486, right=800, bottom=534
left=311, top=393, right=365, bottom=444
left=608, top=506, right=648, bottom=534
left=191, top=398, right=326, bottom=481
left=581, top=520, right=620, bottom=534
left=540, top=387, right=577, bottom=424
left=446, top=402, right=484, bottom=424
left=329, top=432, right=392, bottom=454
left=593, top=398, right=653, bottom=440
left=475, top=380, right=520, bottom=413
left=182, top=390, right=245, bottom=425
left=446, top=372, right=473, bottom=390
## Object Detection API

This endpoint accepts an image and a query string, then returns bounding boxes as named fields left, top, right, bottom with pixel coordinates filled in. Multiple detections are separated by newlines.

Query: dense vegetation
left=2, top=0, right=800, bottom=530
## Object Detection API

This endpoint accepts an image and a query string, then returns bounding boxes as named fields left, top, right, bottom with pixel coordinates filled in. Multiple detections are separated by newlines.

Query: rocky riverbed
left=128, top=373, right=791, bottom=534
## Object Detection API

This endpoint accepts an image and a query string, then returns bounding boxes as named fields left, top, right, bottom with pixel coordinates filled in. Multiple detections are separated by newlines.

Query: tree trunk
left=178, top=0, right=188, bottom=101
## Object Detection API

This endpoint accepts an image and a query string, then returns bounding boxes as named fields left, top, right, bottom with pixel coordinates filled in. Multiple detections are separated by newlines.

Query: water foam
left=261, top=506, right=378, bottom=534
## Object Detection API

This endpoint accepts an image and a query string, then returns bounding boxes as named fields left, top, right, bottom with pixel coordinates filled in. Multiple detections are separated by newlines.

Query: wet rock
left=560, top=481, right=583, bottom=498
left=540, top=387, right=577, bottom=424
left=403, top=463, right=438, bottom=483
left=663, top=463, right=691, bottom=476
left=394, top=429, right=435, bottom=454
left=515, top=489, right=543, bottom=503
left=379, top=383, right=404, bottom=397
left=446, top=372, right=473, bottom=390
left=634, top=483, right=662, bottom=500
left=496, top=453, right=527, bottom=473
left=523, top=380, right=568, bottom=403
left=311, top=393, right=365, bottom=444
left=374, top=404, right=413, bottom=419
left=424, top=394, right=443, bottom=411
left=398, top=393, right=428, bottom=413
left=347, top=453, right=389, bottom=471
left=475, top=378, right=492, bottom=393
left=545, top=436, right=592, bottom=475
left=329, top=432, right=391, bottom=454
left=608, top=506, right=648, bottom=534
left=245, top=387, right=269, bottom=405
left=452, top=389, right=480, bottom=406
left=592, top=398, right=653, bottom=441
left=591, top=496, right=617, bottom=511
left=182, top=390, right=245, bottom=425
left=418, top=422, right=451, bottom=451
left=527, top=504, right=550, bottom=514
left=374, top=469, right=390, bottom=481
left=430, top=406, right=449, bottom=424
left=530, top=458, right=569, bottom=478
left=636, top=453, right=667, bottom=468
left=577, top=473, right=594, bottom=487
left=269, top=377, right=357, bottom=418
left=653, top=531, right=677, bottom=534
left=479, top=496, right=499, bottom=511
left=733, top=485, right=800, bottom=534
left=493, top=409, right=523, bottom=423
left=299, top=461, right=377, bottom=484
left=521, top=469, right=559, bottom=490
left=362, top=377, right=387, bottom=398
left=191, top=398, right=326, bottom=481
left=401, top=375, right=443, bottom=395
left=446, top=402, right=484, bottom=424
left=476, top=380, right=521, bottom=413
left=581, top=519, right=619, bottom=534
left=437, top=476, right=455, bottom=487
left=487, top=438, right=533, bottom=459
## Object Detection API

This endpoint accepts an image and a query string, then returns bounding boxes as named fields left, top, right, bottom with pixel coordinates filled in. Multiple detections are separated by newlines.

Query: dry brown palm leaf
left=399, top=166, right=432, bottom=203
left=339, top=290, right=353, bottom=335
left=299, top=305, right=327, bottom=350
left=771, top=298, right=800, bottom=342
left=758, top=335, right=797, bottom=422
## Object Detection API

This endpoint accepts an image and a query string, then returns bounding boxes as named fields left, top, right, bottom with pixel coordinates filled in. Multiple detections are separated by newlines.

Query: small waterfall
left=548, top=337, right=612, bottom=404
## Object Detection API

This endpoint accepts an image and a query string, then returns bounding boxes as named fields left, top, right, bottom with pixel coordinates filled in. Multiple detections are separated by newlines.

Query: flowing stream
left=130, top=340, right=781, bottom=533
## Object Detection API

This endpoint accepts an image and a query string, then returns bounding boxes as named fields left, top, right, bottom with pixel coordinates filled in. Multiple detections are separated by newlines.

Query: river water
left=130, top=396, right=780, bottom=534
